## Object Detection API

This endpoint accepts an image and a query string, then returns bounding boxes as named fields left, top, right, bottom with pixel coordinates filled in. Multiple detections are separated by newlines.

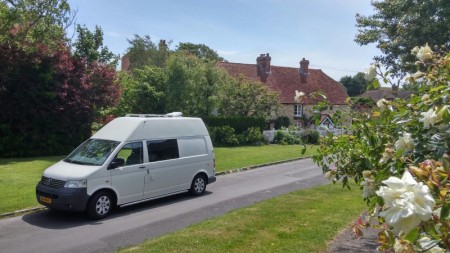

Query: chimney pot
left=256, top=53, right=271, bottom=82
left=300, top=58, right=309, bottom=83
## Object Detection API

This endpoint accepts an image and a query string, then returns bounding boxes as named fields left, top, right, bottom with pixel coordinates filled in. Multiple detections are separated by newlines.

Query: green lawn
left=215, top=145, right=317, bottom=172
left=119, top=183, right=365, bottom=253
left=0, top=156, right=63, bottom=214
left=0, top=145, right=314, bottom=215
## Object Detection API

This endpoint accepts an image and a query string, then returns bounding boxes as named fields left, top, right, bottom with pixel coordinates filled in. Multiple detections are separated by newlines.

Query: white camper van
left=36, top=113, right=216, bottom=219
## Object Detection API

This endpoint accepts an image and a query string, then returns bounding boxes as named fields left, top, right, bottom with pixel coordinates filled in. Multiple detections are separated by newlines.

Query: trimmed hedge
left=203, top=116, right=266, bottom=134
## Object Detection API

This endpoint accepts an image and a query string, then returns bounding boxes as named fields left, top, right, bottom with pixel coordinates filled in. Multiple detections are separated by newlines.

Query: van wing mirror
left=108, top=158, right=125, bottom=170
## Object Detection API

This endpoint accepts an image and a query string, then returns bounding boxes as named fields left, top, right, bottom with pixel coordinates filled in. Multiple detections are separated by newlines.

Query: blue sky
left=67, top=0, right=380, bottom=81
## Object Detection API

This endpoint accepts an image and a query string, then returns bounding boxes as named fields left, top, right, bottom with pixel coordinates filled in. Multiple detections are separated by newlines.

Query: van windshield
left=65, top=139, right=120, bottom=166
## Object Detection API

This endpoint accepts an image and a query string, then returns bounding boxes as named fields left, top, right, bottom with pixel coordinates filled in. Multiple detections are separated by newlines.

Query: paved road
left=0, top=158, right=328, bottom=253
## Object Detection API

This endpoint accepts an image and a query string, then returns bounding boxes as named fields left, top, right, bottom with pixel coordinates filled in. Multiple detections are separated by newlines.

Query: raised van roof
left=91, top=117, right=208, bottom=142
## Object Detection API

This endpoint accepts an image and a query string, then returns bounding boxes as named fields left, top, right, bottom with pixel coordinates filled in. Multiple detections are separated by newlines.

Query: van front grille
left=41, top=176, right=65, bottom=188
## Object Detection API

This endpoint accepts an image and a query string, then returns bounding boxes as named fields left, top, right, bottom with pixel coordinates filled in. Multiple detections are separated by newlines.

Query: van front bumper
left=36, top=183, right=89, bottom=212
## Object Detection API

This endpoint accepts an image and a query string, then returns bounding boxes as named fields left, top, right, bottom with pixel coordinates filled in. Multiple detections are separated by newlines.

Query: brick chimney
left=159, top=39, right=167, bottom=50
left=121, top=55, right=130, bottom=72
left=256, top=53, right=271, bottom=82
left=299, top=58, right=309, bottom=83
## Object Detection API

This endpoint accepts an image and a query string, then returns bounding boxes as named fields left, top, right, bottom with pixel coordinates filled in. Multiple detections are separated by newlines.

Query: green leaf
left=441, top=203, right=450, bottom=220
left=300, top=144, right=306, bottom=155
left=372, top=79, right=380, bottom=89
left=404, top=227, right=419, bottom=242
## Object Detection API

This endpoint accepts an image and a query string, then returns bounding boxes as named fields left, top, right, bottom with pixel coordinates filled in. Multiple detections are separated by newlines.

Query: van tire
left=87, top=191, right=113, bottom=219
left=190, top=174, right=206, bottom=196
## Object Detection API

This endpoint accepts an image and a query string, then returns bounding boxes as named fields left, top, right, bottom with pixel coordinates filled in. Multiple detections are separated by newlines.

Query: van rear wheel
left=190, top=174, right=206, bottom=196
left=87, top=191, right=113, bottom=219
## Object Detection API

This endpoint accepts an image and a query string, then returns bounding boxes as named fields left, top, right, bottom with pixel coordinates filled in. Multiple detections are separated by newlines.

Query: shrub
left=243, top=127, right=264, bottom=145
left=208, top=126, right=239, bottom=146
left=273, top=130, right=302, bottom=145
left=305, top=130, right=320, bottom=144
left=312, top=46, right=450, bottom=251
left=274, top=116, right=290, bottom=129
left=203, top=116, right=266, bottom=134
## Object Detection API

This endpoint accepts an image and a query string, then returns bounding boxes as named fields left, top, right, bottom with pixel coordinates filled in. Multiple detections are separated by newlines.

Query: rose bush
left=313, top=45, right=450, bottom=252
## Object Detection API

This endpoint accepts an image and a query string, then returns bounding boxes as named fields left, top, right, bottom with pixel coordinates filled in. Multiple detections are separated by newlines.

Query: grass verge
left=215, top=145, right=317, bottom=172
left=0, top=145, right=315, bottom=215
left=0, top=156, right=62, bottom=214
left=119, top=183, right=365, bottom=253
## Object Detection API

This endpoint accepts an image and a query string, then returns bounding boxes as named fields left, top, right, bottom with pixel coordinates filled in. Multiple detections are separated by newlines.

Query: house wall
left=274, top=104, right=351, bottom=129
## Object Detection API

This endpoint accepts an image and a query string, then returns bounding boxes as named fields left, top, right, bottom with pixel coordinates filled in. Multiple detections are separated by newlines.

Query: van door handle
left=139, top=166, right=146, bottom=169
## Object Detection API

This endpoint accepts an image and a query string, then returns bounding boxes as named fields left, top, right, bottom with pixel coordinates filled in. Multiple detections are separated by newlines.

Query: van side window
left=117, top=142, right=143, bottom=166
left=147, top=139, right=179, bottom=162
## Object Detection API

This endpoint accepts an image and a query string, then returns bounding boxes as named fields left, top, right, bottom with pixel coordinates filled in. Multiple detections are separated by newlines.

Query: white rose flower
left=413, top=71, right=425, bottom=79
left=294, top=90, right=305, bottom=103
left=376, top=171, right=435, bottom=234
left=420, top=108, right=438, bottom=129
left=417, top=43, right=433, bottom=61
left=377, top=98, right=388, bottom=111
left=395, top=133, right=414, bottom=153
left=361, top=176, right=376, bottom=198
left=421, top=94, right=431, bottom=104
left=364, top=64, right=377, bottom=81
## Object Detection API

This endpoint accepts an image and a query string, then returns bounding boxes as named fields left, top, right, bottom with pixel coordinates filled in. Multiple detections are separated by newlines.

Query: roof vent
left=125, top=112, right=183, bottom=118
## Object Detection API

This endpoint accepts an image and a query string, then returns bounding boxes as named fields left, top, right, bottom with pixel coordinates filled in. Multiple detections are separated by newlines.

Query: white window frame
left=294, top=104, right=302, bottom=117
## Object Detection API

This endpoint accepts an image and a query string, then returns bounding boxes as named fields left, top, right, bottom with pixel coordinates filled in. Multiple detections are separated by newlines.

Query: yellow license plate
left=40, top=196, right=52, bottom=204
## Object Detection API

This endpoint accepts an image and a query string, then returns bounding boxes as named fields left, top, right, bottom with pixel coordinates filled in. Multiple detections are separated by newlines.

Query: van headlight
left=64, top=179, right=87, bottom=188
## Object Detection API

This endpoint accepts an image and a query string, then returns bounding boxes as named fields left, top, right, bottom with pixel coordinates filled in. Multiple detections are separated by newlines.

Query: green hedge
left=203, top=116, right=266, bottom=134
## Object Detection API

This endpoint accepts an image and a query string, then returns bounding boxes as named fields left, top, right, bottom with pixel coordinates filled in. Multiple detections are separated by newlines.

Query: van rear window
left=147, top=139, right=179, bottom=162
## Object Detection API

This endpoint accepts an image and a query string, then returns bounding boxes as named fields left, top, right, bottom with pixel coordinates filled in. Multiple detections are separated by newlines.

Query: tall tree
left=165, top=52, right=225, bottom=116
left=339, top=72, right=369, bottom=97
left=113, top=66, right=167, bottom=116
left=0, top=43, right=120, bottom=157
left=176, top=42, right=224, bottom=62
left=218, top=76, right=280, bottom=119
left=0, top=0, right=75, bottom=49
left=72, top=24, right=118, bottom=66
left=355, top=0, right=450, bottom=77
left=125, top=34, right=170, bottom=69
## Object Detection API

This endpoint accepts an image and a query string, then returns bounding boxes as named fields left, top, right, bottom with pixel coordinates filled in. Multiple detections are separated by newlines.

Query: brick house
left=217, top=53, right=349, bottom=130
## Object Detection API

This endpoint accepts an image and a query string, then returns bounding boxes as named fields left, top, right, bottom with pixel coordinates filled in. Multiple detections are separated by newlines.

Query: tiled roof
left=360, top=89, right=414, bottom=101
left=217, top=62, right=348, bottom=105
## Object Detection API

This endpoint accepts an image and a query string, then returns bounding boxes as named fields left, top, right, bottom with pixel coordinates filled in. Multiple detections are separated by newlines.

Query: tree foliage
left=313, top=48, right=450, bottom=251
left=218, top=76, right=280, bottom=119
left=339, top=72, right=369, bottom=97
left=72, top=24, right=118, bottom=66
left=125, top=34, right=170, bottom=69
left=113, top=66, right=166, bottom=116
left=0, top=0, right=75, bottom=49
left=0, top=0, right=122, bottom=157
left=0, top=43, right=120, bottom=157
left=165, top=52, right=226, bottom=116
left=176, top=42, right=224, bottom=62
left=355, top=0, right=450, bottom=77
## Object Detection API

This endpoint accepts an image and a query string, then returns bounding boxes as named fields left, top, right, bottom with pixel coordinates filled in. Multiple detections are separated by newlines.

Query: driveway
left=0, top=158, right=328, bottom=253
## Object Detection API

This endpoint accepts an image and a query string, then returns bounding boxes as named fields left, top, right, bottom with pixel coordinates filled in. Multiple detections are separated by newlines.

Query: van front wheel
left=87, top=191, right=113, bottom=219
left=190, top=175, right=206, bottom=196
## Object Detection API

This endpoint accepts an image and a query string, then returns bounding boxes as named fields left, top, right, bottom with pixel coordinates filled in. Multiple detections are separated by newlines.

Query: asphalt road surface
left=0, top=158, right=328, bottom=253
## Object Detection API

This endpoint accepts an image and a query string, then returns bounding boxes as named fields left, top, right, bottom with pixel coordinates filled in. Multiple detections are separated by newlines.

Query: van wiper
left=64, top=159, right=92, bottom=165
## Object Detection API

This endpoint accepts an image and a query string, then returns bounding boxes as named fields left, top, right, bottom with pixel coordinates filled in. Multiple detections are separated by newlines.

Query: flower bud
left=362, top=170, right=372, bottom=178
left=409, top=165, right=429, bottom=179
